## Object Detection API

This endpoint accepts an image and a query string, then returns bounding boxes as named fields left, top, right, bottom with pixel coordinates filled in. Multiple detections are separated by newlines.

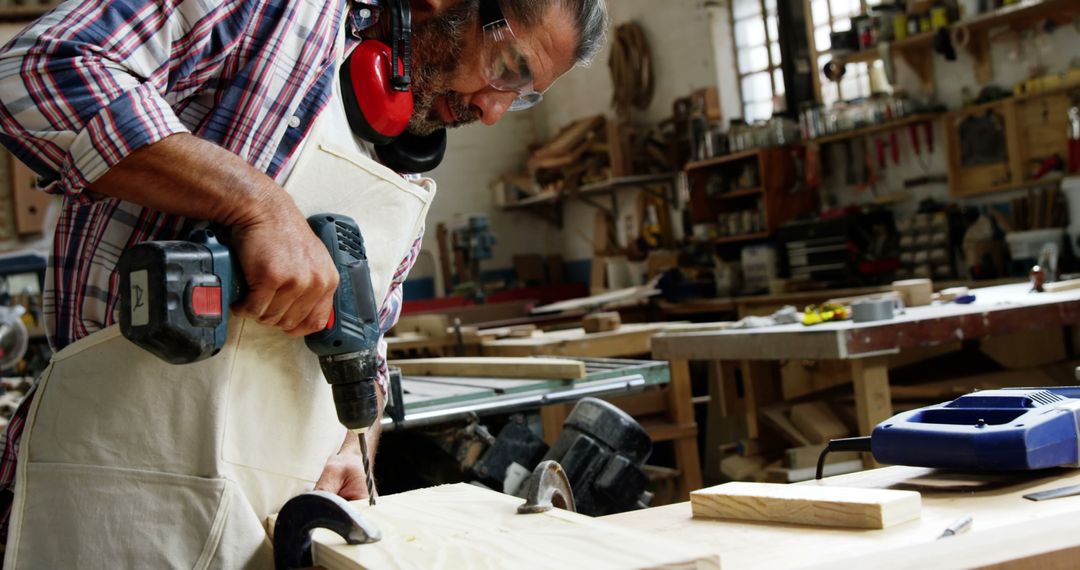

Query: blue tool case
left=872, top=387, right=1080, bottom=470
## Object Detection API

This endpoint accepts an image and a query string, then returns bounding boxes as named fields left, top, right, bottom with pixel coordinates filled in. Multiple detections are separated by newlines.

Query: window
left=810, top=0, right=889, bottom=106
left=731, top=0, right=784, bottom=123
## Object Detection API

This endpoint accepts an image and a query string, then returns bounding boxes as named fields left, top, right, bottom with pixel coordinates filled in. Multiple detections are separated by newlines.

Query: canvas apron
left=3, top=39, right=436, bottom=569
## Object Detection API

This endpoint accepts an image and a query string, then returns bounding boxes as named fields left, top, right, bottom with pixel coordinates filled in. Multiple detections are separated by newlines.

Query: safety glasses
left=480, top=0, right=543, bottom=111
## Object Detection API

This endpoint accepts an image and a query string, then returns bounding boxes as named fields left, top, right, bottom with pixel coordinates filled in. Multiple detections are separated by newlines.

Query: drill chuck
left=320, top=348, right=381, bottom=432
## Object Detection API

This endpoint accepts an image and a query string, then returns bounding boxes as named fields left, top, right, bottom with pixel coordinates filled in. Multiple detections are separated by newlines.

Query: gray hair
left=503, top=0, right=609, bottom=66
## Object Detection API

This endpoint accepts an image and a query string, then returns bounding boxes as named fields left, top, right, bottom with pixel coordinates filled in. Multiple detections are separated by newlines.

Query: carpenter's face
left=408, top=1, right=577, bottom=135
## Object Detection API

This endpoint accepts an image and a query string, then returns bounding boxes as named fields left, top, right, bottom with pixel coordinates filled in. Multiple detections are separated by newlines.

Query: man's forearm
left=87, top=132, right=284, bottom=227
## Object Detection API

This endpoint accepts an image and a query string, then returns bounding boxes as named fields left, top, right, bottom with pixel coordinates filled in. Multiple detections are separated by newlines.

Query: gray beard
left=407, top=0, right=479, bottom=135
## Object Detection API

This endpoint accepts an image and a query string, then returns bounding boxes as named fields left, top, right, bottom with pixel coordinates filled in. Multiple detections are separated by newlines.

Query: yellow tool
left=802, top=303, right=850, bottom=326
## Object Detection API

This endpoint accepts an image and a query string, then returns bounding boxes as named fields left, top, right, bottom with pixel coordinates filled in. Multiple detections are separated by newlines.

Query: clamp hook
left=273, top=490, right=382, bottom=569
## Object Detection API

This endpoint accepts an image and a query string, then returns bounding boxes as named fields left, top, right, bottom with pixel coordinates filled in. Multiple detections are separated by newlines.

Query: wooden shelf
left=958, top=0, right=1079, bottom=32
left=684, top=147, right=764, bottom=172
left=714, top=232, right=770, bottom=245
left=575, top=173, right=676, bottom=195
left=809, top=113, right=943, bottom=145
left=826, top=48, right=881, bottom=66
left=825, top=32, right=934, bottom=67
left=501, top=173, right=676, bottom=211
left=716, top=187, right=763, bottom=200
left=502, top=192, right=558, bottom=209
left=893, top=31, right=936, bottom=50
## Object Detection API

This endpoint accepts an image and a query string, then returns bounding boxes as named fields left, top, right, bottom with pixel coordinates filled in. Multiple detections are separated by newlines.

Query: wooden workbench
left=652, top=282, right=1080, bottom=443
left=603, top=465, right=1080, bottom=568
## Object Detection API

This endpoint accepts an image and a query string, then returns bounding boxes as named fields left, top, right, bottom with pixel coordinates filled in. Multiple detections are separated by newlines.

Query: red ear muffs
left=340, top=41, right=414, bottom=145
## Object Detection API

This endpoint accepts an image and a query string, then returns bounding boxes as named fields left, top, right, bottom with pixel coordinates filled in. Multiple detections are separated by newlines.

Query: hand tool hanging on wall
left=117, top=214, right=383, bottom=506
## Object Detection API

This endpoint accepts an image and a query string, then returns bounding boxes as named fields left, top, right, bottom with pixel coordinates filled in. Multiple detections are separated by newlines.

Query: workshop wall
left=414, top=113, right=565, bottom=297
left=410, top=0, right=737, bottom=294
left=821, top=24, right=1080, bottom=220
left=543, top=0, right=733, bottom=264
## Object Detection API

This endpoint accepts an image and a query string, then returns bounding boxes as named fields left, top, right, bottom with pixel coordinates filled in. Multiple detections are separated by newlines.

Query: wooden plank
left=802, top=509, right=1080, bottom=570
left=540, top=404, right=570, bottom=445
left=405, top=375, right=556, bottom=394
left=304, top=483, right=721, bottom=570
left=582, top=311, right=621, bottom=333
left=668, top=359, right=702, bottom=500
left=789, top=402, right=849, bottom=444
left=483, top=323, right=665, bottom=358
left=850, top=356, right=893, bottom=437
left=393, top=314, right=450, bottom=339
left=399, top=379, right=494, bottom=407
left=720, top=455, right=766, bottom=481
left=690, top=482, right=921, bottom=529
left=605, top=466, right=1080, bottom=570
left=785, top=444, right=858, bottom=470
left=759, top=406, right=812, bottom=447
left=390, top=357, right=586, bottom=380
left=652, top=283, right=1080, bottom=361
left=765, top=459, right=865, bottom=483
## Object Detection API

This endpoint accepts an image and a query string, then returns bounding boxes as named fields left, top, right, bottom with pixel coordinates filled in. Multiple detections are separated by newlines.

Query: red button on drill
left=191, top=285, right=222, bottom=317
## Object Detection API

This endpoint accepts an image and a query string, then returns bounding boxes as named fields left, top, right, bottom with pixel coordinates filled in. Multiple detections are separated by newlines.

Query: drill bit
left=359, top=434, right=375, bottom=506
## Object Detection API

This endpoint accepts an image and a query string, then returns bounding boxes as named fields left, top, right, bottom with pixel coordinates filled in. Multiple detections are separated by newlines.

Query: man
left=0, top=0, right=607, bottom=566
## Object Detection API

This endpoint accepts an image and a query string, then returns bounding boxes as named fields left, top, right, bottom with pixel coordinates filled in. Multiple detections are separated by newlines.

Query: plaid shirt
left=0, top=0, right=419, bottom=541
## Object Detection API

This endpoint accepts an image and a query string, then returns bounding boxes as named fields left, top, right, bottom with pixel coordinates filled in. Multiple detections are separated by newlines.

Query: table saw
left=383, top=357, right=670, bottom=431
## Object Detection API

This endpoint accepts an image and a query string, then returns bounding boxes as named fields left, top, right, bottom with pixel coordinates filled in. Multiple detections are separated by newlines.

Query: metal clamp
left=517, top=460, right=576, bottom=514
left=273, top=491, right=381, bottom=569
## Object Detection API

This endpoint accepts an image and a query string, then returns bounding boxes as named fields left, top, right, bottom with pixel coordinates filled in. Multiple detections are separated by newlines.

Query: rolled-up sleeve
left=0, top=0, right=237, bottom=201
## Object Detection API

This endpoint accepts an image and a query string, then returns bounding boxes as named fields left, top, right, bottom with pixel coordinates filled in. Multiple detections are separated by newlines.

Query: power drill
left=117, top=214, right=382, bottom=505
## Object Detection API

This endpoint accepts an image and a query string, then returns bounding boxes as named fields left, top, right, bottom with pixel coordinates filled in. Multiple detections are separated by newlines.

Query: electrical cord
left=815, top=436, right=873, bottom=480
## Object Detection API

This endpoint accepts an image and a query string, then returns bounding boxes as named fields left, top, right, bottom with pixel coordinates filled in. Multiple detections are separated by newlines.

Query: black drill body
left=117, top=214, right=383, bottom=438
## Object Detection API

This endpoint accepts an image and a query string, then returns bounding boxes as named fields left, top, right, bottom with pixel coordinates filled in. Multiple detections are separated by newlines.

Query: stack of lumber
left=498, top=116, right=675, bottom=206
left=719, top=399, right=862, bottom=483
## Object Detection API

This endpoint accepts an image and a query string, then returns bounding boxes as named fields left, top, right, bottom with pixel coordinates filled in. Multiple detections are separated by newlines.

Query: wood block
left=283, top=483, right=721, bottom=570
left=645, top=250, right=679, bottom=278
left=590, top=255, right=607, bottom=295
left=390, top=357, right=586, bottom=380
left=720, top=454, right=766, bottom=481
left=690, top=482, right=922, bottom=529
left=582, top=311, right=621, bottom=333
left=789, top=402, right=849, bottom=444
left=785, top=444, right=859, bottom=470
left=759, top=406, right=812, bottom=447
left=780, top=360, right=851, bottom=400
left=765, top=459, right=865, bottom=483
left=394, top=314, right=450, bottom=339
left=1043, top=278, right=1080, bottom=293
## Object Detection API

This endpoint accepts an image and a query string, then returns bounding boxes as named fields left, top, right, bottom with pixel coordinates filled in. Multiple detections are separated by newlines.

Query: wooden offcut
left=297, top=483, right=720, bottom=570
left=690, top=481, right=921, bottom=529
left=390, top=357, right=587, bottom=380
left=789, top=402, right=849, bottom=444
left=582, top=311, right=621, bottom=333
